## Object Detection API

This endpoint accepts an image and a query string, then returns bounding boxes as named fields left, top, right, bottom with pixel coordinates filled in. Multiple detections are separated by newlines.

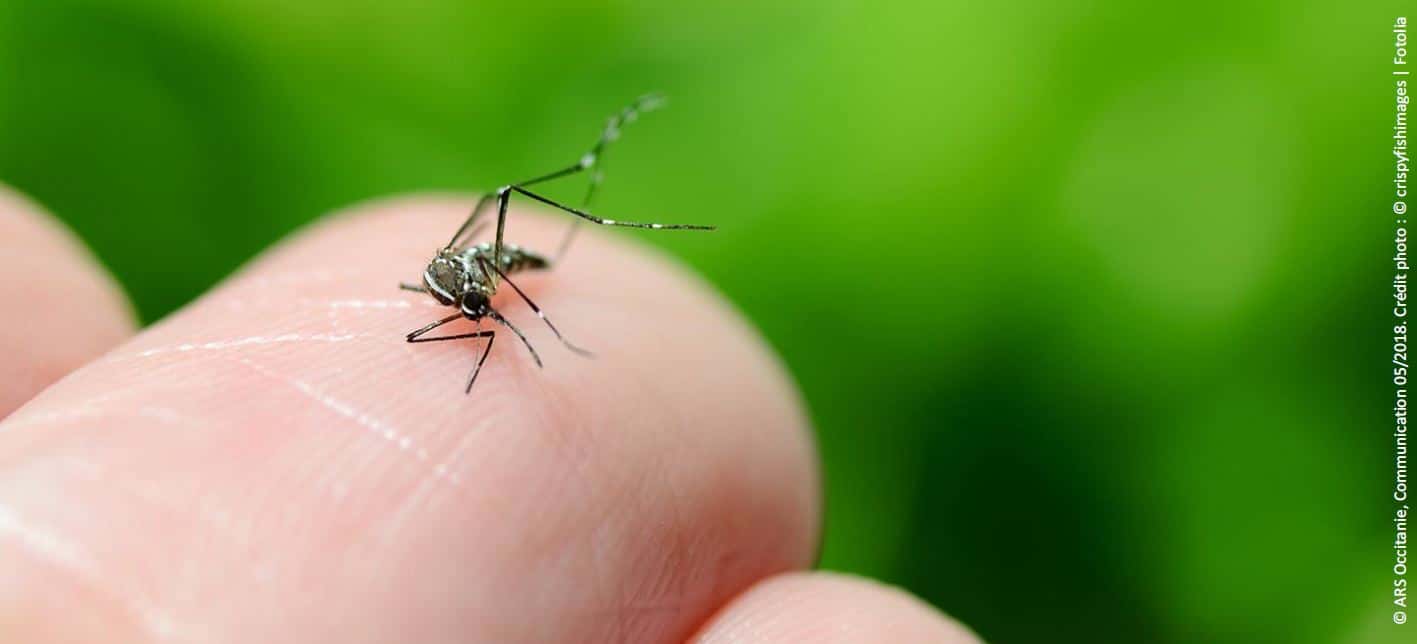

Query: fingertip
left=0, top=193, right=819, bottom=641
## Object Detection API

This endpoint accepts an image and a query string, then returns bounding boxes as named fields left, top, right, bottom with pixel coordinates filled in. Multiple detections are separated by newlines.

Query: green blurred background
left=0, top=1, right=1406, bottom=641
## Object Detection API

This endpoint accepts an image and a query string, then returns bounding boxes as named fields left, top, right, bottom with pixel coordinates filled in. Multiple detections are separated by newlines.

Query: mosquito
left=400, top=94, right=715, bottom=393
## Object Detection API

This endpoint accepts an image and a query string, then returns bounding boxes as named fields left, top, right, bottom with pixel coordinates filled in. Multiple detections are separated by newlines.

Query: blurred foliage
left=0, top=0, right=1407, bottom=642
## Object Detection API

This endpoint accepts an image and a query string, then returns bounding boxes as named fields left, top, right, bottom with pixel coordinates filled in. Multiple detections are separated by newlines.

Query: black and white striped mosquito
left=400, top=94, right=714, bottom=393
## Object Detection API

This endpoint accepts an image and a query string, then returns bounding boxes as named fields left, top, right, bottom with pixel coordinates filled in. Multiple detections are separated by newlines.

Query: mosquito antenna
left=489, top=310, right=542, bottom=368
left=480, top=257, right=593, bottom=357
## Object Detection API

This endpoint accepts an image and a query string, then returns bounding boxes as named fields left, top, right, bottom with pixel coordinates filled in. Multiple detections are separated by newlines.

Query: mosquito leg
left=481, top=94, right=673, bottom=265
left=462, top=222, right=490, bottom=245
left=489, top=310, right=542, bottom=368
left=446, top=192, right=496, bottom=250
left=406, top=313, right=494, bottom=344
left=557, top=93, right=665, bottom=260
left=494, top=157, right=599, bottom=263
left=407, top=330, right=494, bottom=344
left=577, top=92, right=665, bottom=203
left=407, top=314, right=459, bottom=341
left=493, top=186, right=513, bottom=269
left=465, top=330, right=496, bottom=394
left=583, top=92, right=665, bottom=178
left=515, top=163, right=586, bottom=189
left=513, top=93, right=667, bottom=194
left=492, top=183, right=713, bottom=269
left=511, top=186, right=715, bottom=231
left=400, top=283, right=429, bottom=293
left=475, top=256, right=592, bottom=357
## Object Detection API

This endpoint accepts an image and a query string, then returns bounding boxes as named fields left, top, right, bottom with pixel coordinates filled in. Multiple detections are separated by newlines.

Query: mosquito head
left=423, top=250, right=467, bottom=306
left=459, top=290, right=491, bottom=320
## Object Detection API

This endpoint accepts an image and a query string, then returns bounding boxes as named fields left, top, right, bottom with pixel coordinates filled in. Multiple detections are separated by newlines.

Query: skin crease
left=0, top=193, right=974, bottom=643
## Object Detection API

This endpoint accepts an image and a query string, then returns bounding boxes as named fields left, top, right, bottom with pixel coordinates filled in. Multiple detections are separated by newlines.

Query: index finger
left=0, top=196, right=819, bottom=642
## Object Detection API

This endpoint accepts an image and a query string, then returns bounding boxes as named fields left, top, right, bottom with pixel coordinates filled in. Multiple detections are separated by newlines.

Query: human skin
left=0, top=191, right=979, bottom=642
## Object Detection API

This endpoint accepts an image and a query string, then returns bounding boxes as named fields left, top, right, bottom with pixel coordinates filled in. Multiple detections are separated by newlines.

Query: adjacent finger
left=692, top=572, right=982, bottom=643
left=0, top=186, right=134, bottom=418
left=0, top=195, right=819, bottom=642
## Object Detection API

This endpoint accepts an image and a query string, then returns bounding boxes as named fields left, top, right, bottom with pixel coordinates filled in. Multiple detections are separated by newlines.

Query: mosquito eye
left=424, top=264, right=459, bottom=305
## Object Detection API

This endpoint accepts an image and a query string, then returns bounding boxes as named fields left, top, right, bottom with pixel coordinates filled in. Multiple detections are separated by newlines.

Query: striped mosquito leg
left=465, top=330, right=496, bottom=394
left=406, top=314, right=495, bottom=344
left=490, top=94, right=704, bottom=267
left=511, top=94, right=666, bottom=196
left=446, top=192, right=496, bottom=250
left=489, top=310, right=542, bottom=368
left=478, top=256, right=593, bottom=357
left=557, top=92, right=667, bottom=260
left=580, top=92, right=666, bottom=199
left=511, top=186, right=714, bottom=231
